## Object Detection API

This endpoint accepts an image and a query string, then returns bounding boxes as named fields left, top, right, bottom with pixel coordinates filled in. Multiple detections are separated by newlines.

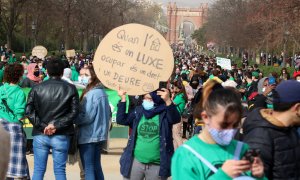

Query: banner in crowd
left=32, top=46, right=48, bottom=59
left=216, top=57, right=232, bottom=70
left=93, top=23, right=174, bottom=95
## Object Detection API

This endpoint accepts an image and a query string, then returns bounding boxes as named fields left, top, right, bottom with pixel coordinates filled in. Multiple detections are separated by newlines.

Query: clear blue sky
left=152, top=0, right=214, bottom=7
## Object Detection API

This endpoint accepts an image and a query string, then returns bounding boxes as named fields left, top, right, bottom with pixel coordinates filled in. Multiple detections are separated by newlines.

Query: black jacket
left=243, top=108, right=300, bottom=180
left=25, top=77, right=79, bottom=136
left=20, top=77, right=38, bottom=88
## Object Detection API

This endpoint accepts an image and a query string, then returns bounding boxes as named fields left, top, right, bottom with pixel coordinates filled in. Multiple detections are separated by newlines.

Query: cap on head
left=274, top=80, right=300, bottom=103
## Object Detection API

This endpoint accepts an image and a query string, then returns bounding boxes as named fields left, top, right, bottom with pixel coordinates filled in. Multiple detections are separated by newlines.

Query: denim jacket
left=117, top=101, right=181, bottom=178
left=75, top=86, right=111, bottom=144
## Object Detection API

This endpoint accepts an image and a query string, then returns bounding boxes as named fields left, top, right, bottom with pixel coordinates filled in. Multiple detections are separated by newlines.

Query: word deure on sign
left=93, top=23, right=174, bottom=95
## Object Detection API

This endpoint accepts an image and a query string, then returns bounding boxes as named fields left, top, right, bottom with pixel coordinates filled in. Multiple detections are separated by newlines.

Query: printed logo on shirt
left=138, top=121, right=159, bottom=139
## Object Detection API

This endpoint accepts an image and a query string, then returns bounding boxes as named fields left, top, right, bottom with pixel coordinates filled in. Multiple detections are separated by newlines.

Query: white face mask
left=297, top=80, right=300, bottom=82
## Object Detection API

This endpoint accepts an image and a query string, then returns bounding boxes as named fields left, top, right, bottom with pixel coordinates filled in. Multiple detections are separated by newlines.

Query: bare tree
left=0, top=0, right=27, bottom=49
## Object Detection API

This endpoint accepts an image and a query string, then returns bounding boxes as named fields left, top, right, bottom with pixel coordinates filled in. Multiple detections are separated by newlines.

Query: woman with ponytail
left=172, top=79, right=266, bottom=180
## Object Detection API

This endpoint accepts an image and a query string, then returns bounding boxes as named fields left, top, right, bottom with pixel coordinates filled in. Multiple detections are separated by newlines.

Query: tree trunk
left=64, top=0, right=72, bottom=50
left=6, top=33, right=12, bottom=49
left=83, top=30, right=88, bottom=52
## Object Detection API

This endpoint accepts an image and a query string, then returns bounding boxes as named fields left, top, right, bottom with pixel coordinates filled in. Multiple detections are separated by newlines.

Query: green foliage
left=192, top=26, right=206, bottom=47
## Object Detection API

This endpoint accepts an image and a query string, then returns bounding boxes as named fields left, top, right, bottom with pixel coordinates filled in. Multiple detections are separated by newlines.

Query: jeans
left=79, top=142, right=104, bottom=180
left=32, top=135, right=70, bottom=180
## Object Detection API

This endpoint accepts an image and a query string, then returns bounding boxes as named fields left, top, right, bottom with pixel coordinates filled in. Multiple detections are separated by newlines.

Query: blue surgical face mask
left=208, top=126, right=237, bottom=146
left=79, top=76, right=90, bottom=85
left=142, top=100, right=154, bottom=110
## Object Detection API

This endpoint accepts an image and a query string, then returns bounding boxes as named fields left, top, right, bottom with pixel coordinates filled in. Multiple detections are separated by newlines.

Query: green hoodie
left=71, top=65, right=79, bottom=81
left=0, top=83, right=26, bottom=123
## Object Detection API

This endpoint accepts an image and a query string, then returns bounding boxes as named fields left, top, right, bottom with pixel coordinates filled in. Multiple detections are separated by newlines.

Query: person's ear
left=294, top=103, right=300, bottom=117
left=201, top=111, right=209, bottom=124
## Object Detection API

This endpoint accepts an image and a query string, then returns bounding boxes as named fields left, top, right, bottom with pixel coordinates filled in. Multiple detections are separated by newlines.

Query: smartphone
left=243, top=149, right=260, bottom=163
left=159, top=81, right=168, bottom=89
left=268, top=77, right=276, bottom=85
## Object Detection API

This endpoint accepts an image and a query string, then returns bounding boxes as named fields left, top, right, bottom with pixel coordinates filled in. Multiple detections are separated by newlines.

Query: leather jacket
left=25, top=77, right=79, bottom=136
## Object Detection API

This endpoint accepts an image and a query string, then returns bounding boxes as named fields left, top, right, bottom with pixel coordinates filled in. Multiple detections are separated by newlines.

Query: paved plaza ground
left=27, top=138, right=128, bottom=180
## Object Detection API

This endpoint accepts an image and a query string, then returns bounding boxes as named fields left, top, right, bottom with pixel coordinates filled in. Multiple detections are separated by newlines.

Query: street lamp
left=31, top=21, right=36, bottom=47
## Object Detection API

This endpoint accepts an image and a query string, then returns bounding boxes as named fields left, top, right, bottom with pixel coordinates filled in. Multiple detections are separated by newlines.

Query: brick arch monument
left=166, top=2, right=208, bottom=44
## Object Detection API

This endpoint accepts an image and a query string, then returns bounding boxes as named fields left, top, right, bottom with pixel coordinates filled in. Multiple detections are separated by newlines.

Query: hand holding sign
left=93, top=24, right=174, bottom=95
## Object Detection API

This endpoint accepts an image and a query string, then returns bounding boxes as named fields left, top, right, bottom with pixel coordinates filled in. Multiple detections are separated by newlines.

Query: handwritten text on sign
left=93, top=24, right=174, bottom=95
left=216, top=57, right=232, bottom=70
left=32, top=46, right=48, bottom=59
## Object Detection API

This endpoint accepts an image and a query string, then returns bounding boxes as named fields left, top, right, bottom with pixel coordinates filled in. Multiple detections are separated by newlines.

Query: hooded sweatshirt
left=249, top=77, right=273, bottom=111
left=243, top=108, right=300, bottom=179
left=0, top=83, right=26, bottom=123
left=62, top=68, right=73, bottom=84
left=257, top=77, right=268, bottom=95
left=20, top=63, right=41, bottom=88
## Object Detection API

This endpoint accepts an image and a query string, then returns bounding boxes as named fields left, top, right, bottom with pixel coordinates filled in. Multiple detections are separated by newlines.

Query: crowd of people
left=0, top=44, right=300, bottom=180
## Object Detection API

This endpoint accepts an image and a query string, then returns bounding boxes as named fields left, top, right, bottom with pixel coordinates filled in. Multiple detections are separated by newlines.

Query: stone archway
left=166, top=2, right=208, bottom=44
left=179, top=21, right=195, bottom=38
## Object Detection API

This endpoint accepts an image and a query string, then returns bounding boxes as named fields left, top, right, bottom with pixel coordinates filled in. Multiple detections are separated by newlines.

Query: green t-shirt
left=172, top=136, right=267, bottom=180
left=181, top=69, right=190, bottom=75
left=0, top=83, right=26, bottom=123
left=8, top=56, right=16, bottom=64
left=43, top=76, right=49, bottom=81
left=71, top=66, right=79, bottom=81
left=173, top=93, right=186, bottom=115
left=134, top=115, right=160, bottom=164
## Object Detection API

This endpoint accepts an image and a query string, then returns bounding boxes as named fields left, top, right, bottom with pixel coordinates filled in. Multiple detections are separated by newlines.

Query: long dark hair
left=172, top=80, right=188, bottom=102
left=80, top=65, right=101, bottom=101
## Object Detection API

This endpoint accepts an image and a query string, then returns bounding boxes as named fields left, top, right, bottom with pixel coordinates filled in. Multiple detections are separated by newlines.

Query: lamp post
left=31, top=21, right=36, bottom=47
left=283, top=30, right=290, bottom=67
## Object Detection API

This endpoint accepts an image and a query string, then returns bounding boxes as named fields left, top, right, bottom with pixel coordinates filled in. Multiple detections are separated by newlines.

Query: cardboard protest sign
left=66, top=49, right=76, bottom=58
left=216, top=57, right=232, bottom=70
left=93, top=23, right=174, bottom=95
left=32, top=46, right=47, bottom=59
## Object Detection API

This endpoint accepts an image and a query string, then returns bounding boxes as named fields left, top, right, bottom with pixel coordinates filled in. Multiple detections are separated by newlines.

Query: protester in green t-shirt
left=171, top=80, right=187, bottom=149
left=117, top=88, right=181, bottom=180
left=172, top=79, right=266, bottom=180
left=8, top=53, right=17, bottom=64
